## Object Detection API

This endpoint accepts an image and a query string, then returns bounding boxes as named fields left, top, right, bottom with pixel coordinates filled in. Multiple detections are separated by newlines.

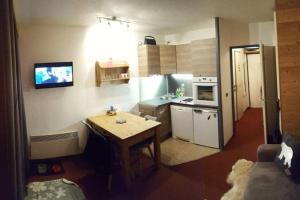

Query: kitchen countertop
left=139, top=97, right=172, bottom=107
left=139, top=96, right=219, bottom=109
left=139, top=96, right=196, bottom=107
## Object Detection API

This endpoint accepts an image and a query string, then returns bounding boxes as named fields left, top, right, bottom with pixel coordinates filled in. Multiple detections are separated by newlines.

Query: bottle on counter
left=176, top=88, right=180, bottom=97
left=180, top=83, right=185, bottom=97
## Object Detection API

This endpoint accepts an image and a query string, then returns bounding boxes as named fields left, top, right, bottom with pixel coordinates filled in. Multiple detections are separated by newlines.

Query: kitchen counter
left=139, top=97, right=171, bottom=107
left=139, top=96, right=194, bottom=107
left=140, top=96, right=219, bottom=109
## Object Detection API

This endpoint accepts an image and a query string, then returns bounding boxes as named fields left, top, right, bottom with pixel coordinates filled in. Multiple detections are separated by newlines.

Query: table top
left=87, top=112, right=161, bottom=140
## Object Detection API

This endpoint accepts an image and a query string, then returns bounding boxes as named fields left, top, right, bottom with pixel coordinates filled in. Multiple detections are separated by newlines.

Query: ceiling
left=14, top=0, right=275, bottom=33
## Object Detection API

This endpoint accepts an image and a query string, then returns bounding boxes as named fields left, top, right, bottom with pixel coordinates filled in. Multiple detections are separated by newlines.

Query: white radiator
left=30, top=132, right=79, bottom=160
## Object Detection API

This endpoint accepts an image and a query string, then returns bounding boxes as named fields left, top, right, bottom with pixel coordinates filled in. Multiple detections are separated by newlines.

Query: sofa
left=243, top=144, right=300, bottom=200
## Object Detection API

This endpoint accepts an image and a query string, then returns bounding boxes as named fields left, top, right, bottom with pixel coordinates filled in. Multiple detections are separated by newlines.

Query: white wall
left=19, top=24, right=164, bottom=153
left=164, top=19, right=216, bottom=44
left=249, top=21, right=275, bottom=45
left=219, top=18, right=250, bottom=146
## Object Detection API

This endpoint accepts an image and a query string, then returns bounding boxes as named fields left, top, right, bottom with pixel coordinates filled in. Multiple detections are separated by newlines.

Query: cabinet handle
left=194, top=110, right=202, bottom=113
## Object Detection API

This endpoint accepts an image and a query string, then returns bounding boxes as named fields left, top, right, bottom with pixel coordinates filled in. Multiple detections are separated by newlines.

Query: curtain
left=0, top=0, right=29, bottom=199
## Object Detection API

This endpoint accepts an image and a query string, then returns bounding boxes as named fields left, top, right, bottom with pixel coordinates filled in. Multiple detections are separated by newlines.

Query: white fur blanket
left=221, top=159, right=254, bottom=200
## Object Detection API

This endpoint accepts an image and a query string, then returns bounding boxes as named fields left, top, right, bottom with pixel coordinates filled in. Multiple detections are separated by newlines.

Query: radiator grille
left=31, top=132, right=78, bottom=142
left=30, top=131, right=79, bottom=159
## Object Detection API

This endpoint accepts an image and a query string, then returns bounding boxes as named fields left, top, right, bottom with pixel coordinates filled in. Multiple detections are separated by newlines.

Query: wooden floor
left=30, top=108, right=264, bottom=200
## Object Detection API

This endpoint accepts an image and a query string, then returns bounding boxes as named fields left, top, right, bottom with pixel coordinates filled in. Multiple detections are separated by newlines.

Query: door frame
left=229, top=44, right=259, bottom=137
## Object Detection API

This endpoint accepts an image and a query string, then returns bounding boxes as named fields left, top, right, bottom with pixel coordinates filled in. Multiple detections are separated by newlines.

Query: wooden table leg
left=153, top=126, right=161, bottom=169
left=120, top=144, right=131, bottom=190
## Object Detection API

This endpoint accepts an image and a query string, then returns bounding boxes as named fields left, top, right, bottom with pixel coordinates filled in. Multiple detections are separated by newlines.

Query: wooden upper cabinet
left=138, top=45, right=160, bottom=76
left=191, top=38, right=217, bottom=76
left=159, top=45, right=177, bottom=74
left=176, top=44, right=192, bottom=74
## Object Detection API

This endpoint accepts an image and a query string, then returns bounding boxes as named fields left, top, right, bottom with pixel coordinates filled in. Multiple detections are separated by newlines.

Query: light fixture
left=171, top=74, right=193, bottom=79
left=97, top=16, right=130, bottom=28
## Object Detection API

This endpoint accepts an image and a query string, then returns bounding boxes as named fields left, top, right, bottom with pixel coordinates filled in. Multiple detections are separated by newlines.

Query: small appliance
left=193, top=76, right=218, bottom=106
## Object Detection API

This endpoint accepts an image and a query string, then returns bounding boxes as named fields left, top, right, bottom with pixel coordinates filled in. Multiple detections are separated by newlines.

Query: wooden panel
left=277, top=22, right=300, bottom=46
left=276, top=7, right=300, bottom=23
left=176, top=44, right=192, bottom=74
left=276, top=0, right=300, bottom=137
left=276, top=0, right=300, bottom=10
left=278, top=44, right=300, bottom=67
left=191, top=38, right=217, bottom=76
left=138, top=45, right=160, bottom=77
left=159, top=45, right=177, bottom=74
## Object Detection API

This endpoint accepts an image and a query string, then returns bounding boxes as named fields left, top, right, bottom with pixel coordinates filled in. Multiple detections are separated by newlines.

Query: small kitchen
left=139, top=75, right=221, bottom=148
left=135, top=17, right=234, bottom=154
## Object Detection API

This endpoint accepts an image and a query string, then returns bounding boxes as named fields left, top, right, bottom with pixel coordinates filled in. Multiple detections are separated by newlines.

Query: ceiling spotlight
left=96, top=16, right=130, bottom=28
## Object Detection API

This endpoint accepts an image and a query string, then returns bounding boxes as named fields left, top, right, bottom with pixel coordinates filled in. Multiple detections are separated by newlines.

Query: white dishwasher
left=193, top=108, right=219, bottom=148
left=171, top=105, right=194, bottom=142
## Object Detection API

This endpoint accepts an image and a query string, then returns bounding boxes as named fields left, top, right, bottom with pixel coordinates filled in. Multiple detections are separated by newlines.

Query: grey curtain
left=0, top=0, right=29, bottom=199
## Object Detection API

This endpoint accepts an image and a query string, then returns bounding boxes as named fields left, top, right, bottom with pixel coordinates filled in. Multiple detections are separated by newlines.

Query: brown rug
left=145, top=138, right=220, bottom=166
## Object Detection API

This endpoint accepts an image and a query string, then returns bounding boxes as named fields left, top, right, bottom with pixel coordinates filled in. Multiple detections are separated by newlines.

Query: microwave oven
left=193, top=76, right=218, bottom=106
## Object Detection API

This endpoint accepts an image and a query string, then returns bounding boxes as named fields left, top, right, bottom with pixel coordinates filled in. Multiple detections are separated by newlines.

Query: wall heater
left=30, top=131, right=79, bottom=160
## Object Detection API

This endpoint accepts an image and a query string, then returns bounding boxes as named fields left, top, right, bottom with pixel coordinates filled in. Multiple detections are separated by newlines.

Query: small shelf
left=95, top=60, right=130, bottom=87
left=102, top=78, right=130, bottom=82
left=100, top=65, right=129, bottom=69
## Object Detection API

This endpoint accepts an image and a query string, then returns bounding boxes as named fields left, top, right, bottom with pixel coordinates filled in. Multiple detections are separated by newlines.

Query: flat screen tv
left=34, top=62, right=73, bottom=89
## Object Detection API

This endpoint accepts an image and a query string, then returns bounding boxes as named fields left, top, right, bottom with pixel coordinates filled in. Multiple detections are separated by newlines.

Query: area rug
left=26, top=179, right=85, bottom=200
left=221, top=159, right=254, bottom=200
left=144, top=138, right=220, bottom=166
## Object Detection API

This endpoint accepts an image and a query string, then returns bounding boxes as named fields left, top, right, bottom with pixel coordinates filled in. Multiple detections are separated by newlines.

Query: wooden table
left=87, top=112, right=161, bottom=189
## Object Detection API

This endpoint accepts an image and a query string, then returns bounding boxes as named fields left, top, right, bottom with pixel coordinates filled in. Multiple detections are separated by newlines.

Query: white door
left=171, top=105, right=194, bottom=141
left=193, top=108, right=219, bottom=148
left=260, top=44, right=278, bottom=144
left=233, top=49, right=250, bottom=120
left=248, top=54, right=263, bottom=108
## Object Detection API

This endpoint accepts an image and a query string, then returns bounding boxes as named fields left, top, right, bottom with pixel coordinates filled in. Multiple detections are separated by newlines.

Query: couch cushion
left=275, top=133, right=300, bottom=183
left=244, top=162, right=300, bottom=200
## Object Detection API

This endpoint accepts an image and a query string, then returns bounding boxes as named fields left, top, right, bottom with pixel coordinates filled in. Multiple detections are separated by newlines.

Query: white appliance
left=193, top=108, right=219, bottom=148
left=171, top=105, right=194, bottom=142
left=193, top=76, right=218, bottom=106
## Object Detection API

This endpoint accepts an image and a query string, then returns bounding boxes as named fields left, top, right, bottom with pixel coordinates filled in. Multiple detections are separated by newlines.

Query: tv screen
left=34, top=62, right=73, bottom=89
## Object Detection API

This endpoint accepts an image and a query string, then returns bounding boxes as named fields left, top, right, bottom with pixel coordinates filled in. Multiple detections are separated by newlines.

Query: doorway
left=230, top=44, right=278, bottom=144
left=230, top=45, right=264, bottom=142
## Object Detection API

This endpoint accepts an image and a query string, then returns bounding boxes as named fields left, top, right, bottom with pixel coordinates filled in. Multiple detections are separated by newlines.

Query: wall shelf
left=95, top=60, right=130, bottom=87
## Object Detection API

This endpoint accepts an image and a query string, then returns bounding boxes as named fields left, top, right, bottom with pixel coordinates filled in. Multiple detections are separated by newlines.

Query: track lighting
left=97, top=16, right=130, bottom=28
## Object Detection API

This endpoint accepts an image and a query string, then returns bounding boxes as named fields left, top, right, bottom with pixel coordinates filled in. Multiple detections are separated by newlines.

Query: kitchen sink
left=181, top=98, right=193, bottom=102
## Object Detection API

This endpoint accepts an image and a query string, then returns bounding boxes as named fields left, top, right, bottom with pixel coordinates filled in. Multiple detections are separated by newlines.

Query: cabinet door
left=176, top=44, right=192, bottom=74
left=191, top=38, right=217, bottom=76
left=171, top=105, right=194, bottom=141
left=138, top=45, right=160, bottom=76
left=193, top=109, right=219, bottom=148
left=159, top=45, right=177, bottom=74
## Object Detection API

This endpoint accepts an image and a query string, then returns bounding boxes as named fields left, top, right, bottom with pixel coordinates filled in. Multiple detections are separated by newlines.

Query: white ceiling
left=14, top=0, right=275, bottom=33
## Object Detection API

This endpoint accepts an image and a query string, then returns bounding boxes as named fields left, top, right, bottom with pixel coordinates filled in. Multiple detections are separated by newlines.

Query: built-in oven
left=193, top=76, right=218, bottom=106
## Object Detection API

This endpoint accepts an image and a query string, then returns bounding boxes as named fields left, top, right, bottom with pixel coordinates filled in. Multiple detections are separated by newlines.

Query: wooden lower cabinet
left=138, top=103, right=171, bottom=140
